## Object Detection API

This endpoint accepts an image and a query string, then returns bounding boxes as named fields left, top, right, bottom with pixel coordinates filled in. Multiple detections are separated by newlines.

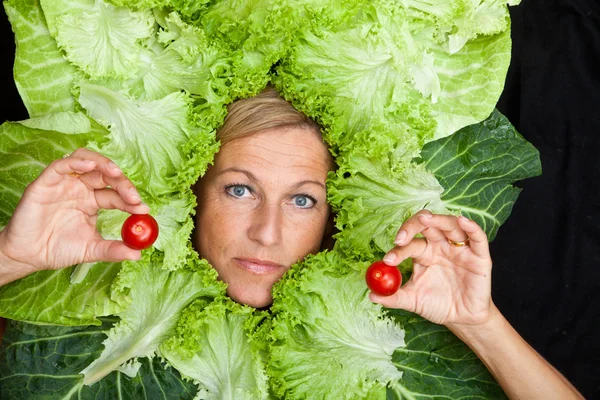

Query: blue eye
left=226, top=184, right=250, bottom=198
left=293, top=195, right=315, bottom=208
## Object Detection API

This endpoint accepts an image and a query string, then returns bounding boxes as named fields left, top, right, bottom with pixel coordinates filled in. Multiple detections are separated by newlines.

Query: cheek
left=196, top=199, right=237, bottom=265
left=285, top=211, right=329, bottom=257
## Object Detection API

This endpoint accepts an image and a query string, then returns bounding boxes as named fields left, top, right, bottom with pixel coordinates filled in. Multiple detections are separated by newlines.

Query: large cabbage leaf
left=0, top=318, right=198, bottom=399
left=386, top=309, right=508, bottom=399
left=420, top=109, right=542, bottom=240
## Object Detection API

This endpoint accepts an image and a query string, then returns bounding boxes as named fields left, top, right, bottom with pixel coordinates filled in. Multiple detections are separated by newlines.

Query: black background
left=1, top=1, right=598, bottom=398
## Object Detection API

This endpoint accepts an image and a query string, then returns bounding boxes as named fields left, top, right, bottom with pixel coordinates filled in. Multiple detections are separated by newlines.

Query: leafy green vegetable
left=0, top=262, right=122, bottom=325
left=386, top=309, right=508, bottom=399
left=161, top=297, right=271, bottom=399
left=266, top=251, right=406, bottom=399
left=81, top=82, right=218, bottom=201
left=80, top=251, right=224, bottom=385
left=0, top=0, right=530, bottom=397
left=420, top=108, right=542, bottom=240
left=4, top=0, right=82, bottom=116
left=329, top=109, right=541, bottom=259
left=0, top=318, right=198, bottom=399
left=274, top=0, right=515, bottom=158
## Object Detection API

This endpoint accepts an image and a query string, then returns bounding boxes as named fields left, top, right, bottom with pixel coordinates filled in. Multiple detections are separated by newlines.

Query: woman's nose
left=247, top=202, right=283, bottom=246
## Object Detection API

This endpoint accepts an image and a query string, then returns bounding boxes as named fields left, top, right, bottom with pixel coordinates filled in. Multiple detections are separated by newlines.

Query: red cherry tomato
left=365, top=260, right=401, bottom=296
left=121, top=214, right=159, bottom=250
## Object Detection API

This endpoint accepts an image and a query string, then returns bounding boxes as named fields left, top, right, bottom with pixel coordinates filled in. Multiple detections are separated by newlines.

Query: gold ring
left=62, top=153, right=71, bottom=159
left=448, top=238, right=469, bottom=247
left=69, top=172, right=81, bottom=178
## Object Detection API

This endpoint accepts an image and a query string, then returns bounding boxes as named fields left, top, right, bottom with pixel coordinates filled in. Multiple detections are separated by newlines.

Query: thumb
left=369, top=282, right=417, bottom=312
left=87, top=240, right=142, bottom=263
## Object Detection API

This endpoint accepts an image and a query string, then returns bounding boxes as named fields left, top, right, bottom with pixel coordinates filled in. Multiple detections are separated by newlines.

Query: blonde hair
left=217, top=86, right=322, bottom=145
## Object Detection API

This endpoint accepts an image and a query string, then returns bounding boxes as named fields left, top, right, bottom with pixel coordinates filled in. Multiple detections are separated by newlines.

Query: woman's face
left=194, top=126, right=333, bottom=308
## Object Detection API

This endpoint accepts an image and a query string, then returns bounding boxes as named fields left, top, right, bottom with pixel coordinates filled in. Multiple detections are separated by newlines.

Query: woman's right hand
left=0, top=148, right=149, bottom=277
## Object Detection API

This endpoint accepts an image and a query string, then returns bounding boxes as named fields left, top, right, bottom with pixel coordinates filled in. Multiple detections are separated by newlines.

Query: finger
left=38, top=157, right=98, bottom=186
left=94, top=188, right=151, bottom=214
left=369, top=282, right=416, bottom=311
left=78, top=170, right=143, bottom=205
left=86, top=240, right=142, bottom=263
left=394, top=210, right=438, bottom=245
left=382, top=238, right=428, bottom=266
left=68, top=149, right=143, bottom=205
left=71, top=148, right=125, bottom=179
left=416, top=214, right=469, bottom=243
left=457, top=216, right=491, bottom=258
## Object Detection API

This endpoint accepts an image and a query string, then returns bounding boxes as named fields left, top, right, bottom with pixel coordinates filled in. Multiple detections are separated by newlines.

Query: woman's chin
left=226, top=286, right=273, bottom=309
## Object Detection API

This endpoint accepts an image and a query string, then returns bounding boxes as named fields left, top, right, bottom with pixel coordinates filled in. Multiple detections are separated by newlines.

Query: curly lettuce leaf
left=0, top=318, right=198, bottom=399
left=79, top=82, right=219, bottom=200
left=274, top=0, right=514, bottom=154
left=80, top=251, right=225, bottom=385
left=4, top=0, right=82, bottom=116
left=161, top=298, right=270, bottom=399
left=328, top=155, right=448, bottom=260
left=196, top=0, right=295, bottom=96
left=127, top=11, right=235, bottom=128
left=40, top=0, right=155, bottom=80
left=266, top=251, right=405, bottom=399
left=419, top=109, right=542, bottom=241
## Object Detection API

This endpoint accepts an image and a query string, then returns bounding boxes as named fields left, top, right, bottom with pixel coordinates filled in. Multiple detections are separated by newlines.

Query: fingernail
left=383, top=253, right=396, bottom=264
left=459, top=216, right=470, bottom=222
left=394, top=230, right=407, bottom=245
left=108, top=162, right=121, bottom=171
left=419, top=213, right=433, bottom=219
left=84, top=160, right=96, bottom=164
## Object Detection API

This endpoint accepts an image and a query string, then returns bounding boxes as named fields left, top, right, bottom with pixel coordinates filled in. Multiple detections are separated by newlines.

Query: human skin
left=194, top=126, right=334, bottom=308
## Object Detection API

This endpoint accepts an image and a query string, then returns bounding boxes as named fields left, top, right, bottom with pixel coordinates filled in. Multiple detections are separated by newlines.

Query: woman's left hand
left=370, top=210, right=495, bottom=328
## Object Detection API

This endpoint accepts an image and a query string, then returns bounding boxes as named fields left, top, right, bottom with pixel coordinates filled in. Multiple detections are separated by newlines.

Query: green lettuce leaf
left=266, top=251, right=405, bottom=399
left=161, top=297, right=270, bottom=399
left=3, top=0, right=81, bottom=116
left=274, top=0, right=515, bottom=155
left=385, top=309, right=507, bottom=399
left=80, top=251, right=225, bottom=385
left=127, top=10, right=236, bottom=129
left=0, top=318, right=198, bottom=399
left=80, top=82, right=219, bottom=200
left=0, top=262, right=122, bottom=326
left=328, top=156, right=448, bottom=260
left=195, top=0, right=296, bottom=97
left=420, top=109, right=542, bottom=240
left=41, top=0, right=155, bottom=80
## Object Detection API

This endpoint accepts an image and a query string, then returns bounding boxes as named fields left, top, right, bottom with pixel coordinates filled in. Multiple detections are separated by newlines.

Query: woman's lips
left=234, top=258, right=285, bottom=275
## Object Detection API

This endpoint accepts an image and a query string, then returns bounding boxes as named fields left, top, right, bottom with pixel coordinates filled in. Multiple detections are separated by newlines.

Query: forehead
left=212, top=127, right=333, bottom=178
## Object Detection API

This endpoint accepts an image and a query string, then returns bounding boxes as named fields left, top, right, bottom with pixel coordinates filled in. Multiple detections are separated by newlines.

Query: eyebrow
left=218, top=167, right=326, bottom=190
